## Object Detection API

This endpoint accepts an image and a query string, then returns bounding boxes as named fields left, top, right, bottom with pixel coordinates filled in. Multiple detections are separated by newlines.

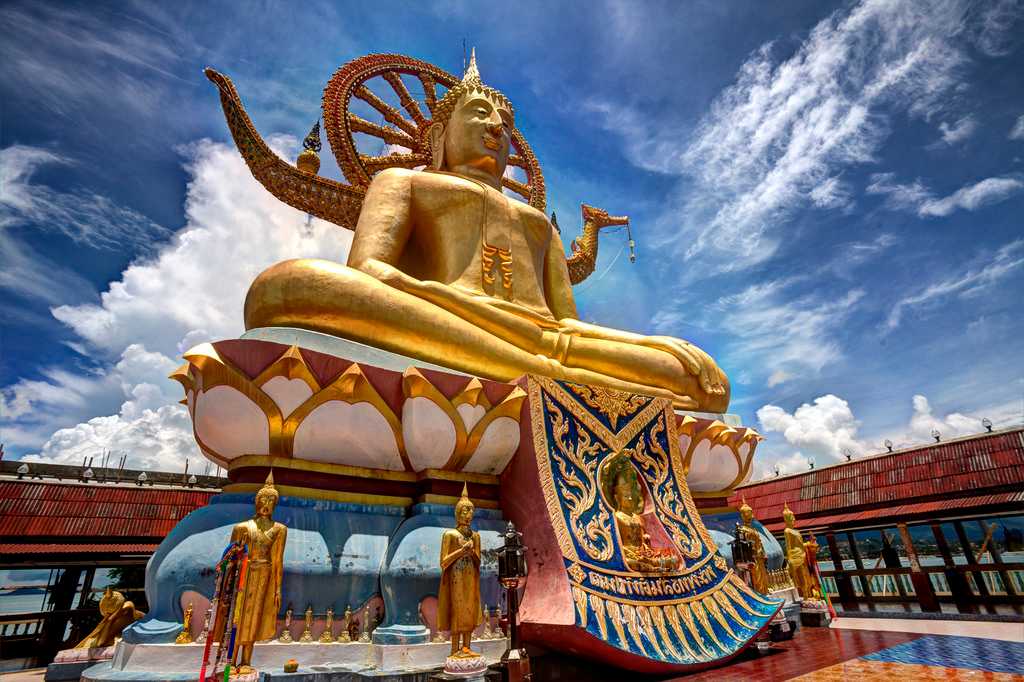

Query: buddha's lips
left=482, top=135, right=501, bottom=151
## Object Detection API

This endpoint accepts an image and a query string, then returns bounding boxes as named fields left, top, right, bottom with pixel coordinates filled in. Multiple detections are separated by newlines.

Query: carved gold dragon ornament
left=205, top=53, right=627, bottom=284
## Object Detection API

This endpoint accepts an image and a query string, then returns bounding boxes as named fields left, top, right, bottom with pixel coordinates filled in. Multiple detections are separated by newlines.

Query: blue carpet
left=862, top=635, right=1024, bottom=674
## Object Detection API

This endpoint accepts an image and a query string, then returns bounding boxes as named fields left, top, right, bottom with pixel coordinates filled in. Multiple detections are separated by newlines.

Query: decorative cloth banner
left=505, top=377, right=781, bottom=673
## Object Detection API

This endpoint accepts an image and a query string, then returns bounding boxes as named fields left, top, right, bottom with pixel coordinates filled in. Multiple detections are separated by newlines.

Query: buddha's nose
left=486, top=121, right=504, bottom=137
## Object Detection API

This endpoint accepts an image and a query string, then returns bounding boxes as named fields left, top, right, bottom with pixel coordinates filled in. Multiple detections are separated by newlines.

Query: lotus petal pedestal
left=118, top=327, right=776, bottom=677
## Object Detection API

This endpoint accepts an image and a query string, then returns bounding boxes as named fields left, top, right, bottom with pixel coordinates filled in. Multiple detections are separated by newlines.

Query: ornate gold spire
left=296, top=120, right=321, bottom=175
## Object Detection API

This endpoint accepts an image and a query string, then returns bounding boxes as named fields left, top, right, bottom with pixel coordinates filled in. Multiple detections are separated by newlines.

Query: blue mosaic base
left=863, top=635, right=1024, bottom=674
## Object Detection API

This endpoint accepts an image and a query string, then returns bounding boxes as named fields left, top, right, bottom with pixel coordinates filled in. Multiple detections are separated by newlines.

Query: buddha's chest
left=409, top=178, right=550, bottom=263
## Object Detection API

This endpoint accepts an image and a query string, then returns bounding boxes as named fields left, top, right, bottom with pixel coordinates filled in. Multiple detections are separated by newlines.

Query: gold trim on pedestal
left=222, top=482, right=413, bottom=507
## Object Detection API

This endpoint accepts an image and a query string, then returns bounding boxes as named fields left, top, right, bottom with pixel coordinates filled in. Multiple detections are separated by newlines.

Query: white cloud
left=584, top=0, right=1022, bottom=275
left=5, top=137, right=353, bottom=470
left=867, top=172, right=1024, bottom=218
left=0, top=4, right=185, bottom=118
left=687, top=279, right=863, bottom=386
left=936, top=115, right=978, bottom=145
left=969, top=0, right=1024, bottom=57
left=1, top=145, right=170, bottom=251
left=756, top=394, right=866, bottom=472
left=1009, top=114, right=1024, bottom=141
left=885, top=238, right=1024, bottom=330
left=753, top=392, right=1024, bottom=479
left=903, top=393, right=1023, bottom=443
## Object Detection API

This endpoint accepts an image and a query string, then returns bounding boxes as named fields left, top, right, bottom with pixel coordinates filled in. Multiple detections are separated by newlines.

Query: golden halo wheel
left=322, top=53, right=546, bottom=212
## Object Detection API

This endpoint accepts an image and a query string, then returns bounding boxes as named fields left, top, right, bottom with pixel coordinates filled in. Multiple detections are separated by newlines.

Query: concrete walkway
left=831, top=615, right=1024, bottom=642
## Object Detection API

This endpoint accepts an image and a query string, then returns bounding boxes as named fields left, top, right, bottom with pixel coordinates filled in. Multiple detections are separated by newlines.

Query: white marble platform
left=106, top=637, right=509, bottom=676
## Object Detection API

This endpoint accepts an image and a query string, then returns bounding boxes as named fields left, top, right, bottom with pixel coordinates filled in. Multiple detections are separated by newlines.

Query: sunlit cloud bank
left=3, top=137, right=352, bottom=470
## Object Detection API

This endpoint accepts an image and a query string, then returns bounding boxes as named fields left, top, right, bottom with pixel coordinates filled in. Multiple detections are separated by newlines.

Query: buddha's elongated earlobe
left=430, top=122, right=446, bottom=170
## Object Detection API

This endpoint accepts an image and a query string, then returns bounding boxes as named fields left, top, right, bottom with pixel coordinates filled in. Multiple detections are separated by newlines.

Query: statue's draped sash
left=505, top=377, right=781, bottom=672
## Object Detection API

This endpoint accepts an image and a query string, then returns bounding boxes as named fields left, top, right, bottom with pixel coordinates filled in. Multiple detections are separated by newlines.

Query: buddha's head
left=782, top=502, right=796, bottom=529
left=613, top=473, right=640, bottom=515
left=255, top=471, right=279, bottom=518
left=430, top=50, right=514, bottom=188
left=739, top=497, right=753, bottom=525
left=455, top=482, right=475, bottom=527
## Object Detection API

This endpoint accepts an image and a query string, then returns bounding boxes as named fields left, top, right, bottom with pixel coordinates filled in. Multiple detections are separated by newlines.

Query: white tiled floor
left=831, top=616, right=1024, bottom=642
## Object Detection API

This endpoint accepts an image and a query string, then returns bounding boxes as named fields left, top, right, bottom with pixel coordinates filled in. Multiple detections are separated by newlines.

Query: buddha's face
left=441, top=92, right=512, bottom=180
left=456, top=501, right=474, bottom=526
left=256, top=492, right=277, bottom=518
left=783, top=511, right=795, bottom=528
left=613, top=479, right=639, bottom=514
left=740, top=508, right=752, bottom=525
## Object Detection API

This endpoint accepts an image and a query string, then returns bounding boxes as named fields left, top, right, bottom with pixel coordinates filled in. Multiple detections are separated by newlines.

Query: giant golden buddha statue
left=208, top=52, right=728, bottom=411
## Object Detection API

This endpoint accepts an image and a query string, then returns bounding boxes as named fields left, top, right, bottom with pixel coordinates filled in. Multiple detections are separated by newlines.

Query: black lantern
left=496, top=521, right=530, bottom=682
left=731, top=521, right=753, bottom=566
left=498, top=521, right=528, bottom=585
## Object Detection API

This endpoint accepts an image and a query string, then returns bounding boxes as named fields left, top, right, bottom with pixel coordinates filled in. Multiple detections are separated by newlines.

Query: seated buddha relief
left=223, top=52, right=729, bottom=412
left=601, top=452, right=681, bottom=573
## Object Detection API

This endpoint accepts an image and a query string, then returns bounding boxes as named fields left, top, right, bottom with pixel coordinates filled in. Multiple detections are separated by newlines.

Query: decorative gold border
left=222, top=481, right=412, bottom=507
left=226, top=454, right=417, bottom=482
left=417, top=493, right=500, bottom=509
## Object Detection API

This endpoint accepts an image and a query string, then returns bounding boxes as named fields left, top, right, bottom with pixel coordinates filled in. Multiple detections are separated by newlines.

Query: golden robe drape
left=229, top=519, right=287, bottom=643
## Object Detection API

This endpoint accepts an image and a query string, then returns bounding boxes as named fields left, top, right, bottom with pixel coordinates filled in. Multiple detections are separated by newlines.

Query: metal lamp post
left=497, top=521, right=530, bottom=682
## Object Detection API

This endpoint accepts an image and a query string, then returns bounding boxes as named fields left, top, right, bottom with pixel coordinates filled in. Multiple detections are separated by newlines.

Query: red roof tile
left=732, top=429, right=1024, bottom=527
left=0, top=543, right=160, bottom=555
left=0, top=480, right=213, bottom=542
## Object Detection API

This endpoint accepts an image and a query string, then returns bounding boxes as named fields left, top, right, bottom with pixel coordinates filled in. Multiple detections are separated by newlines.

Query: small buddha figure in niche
left=244, top=52, right=729, bottom=413
left=737, top=498, right=769, bottom=594
left=606, top=456, right=680, bottom=573
left=782, top=503, right=822, bottom=600
left=438, top=484, right=483, bottom=658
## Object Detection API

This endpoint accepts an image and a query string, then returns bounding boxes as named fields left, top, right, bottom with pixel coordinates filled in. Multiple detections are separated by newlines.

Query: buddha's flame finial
left=455, top=482, right=473, bottom=515
left=464, top=47, right=481, bottom=85
left=258, top=470, right=279, bottom=501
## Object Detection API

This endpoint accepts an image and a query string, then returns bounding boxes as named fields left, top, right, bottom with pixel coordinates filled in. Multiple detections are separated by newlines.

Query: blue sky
left=1, top=0, right=1022, bottom=477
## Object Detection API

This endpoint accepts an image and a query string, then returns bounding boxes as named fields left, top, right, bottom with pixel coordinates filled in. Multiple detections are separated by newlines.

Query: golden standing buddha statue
left=605, top=453, right=681, bottom=572
left=782, top=503, right=821, bottom=600
left=737, top=499, right=769, bottom=594
left=437, top=484, right=483, bottom=658
left=219, top=473, right=287, bottom=673
left=237, top=52, right=729, bottom=412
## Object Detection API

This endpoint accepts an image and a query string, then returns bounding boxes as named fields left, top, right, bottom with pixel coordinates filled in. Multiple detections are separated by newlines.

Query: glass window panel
left=814, top=534, right=830, bottom=562
left=907, top=524, right=944, bottom=569
left=986, top=515, right=1024, bottom=558
left=0, top=569, right=51, bottom=615
left=852, top=530, right=884, bottom=565
left=830, top=534, right=856, bottom=569
left=938, top=523, right=965, bottom=563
